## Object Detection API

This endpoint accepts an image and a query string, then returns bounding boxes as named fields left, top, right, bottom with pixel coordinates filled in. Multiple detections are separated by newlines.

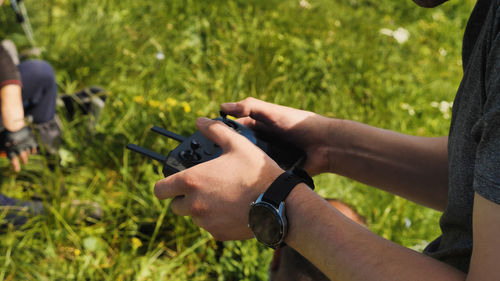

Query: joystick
left=126, top=111, right=307, bottom=177
left=180, top=139, right=201, bottom=162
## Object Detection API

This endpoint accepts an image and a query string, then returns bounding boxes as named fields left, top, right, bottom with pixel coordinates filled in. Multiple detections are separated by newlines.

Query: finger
left=235, top=116, right=274, bottom=134
left=154, top=173, right=190, bottom=200
left=221, top=97, right=279, bottom=122
left=10, top=156, right=20, bottom=172
left=169, top=195, right=191, bottom=216
left=19, top=150, right=29, bottom=164
left=234, top=116, right=256, bottom=127
left=196, top=117, right=243, bottom=150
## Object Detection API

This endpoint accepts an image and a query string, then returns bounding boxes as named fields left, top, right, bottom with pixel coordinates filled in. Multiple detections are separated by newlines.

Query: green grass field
left=0, top=0, right=475, bottom=280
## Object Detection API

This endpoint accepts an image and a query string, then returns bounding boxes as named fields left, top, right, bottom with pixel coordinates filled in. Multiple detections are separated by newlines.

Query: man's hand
left=154, top=117, right=284, bottom=241
left=1, top=127, right=37, bottom=172
left=221, top=97, right=332, bottom=176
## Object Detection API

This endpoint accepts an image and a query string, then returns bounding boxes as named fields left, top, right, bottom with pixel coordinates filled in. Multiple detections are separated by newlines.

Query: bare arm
left=222, top=98, right=449, bottom=211
left=327, top=119, right=449, bottom=210
left=285, top=184, right=466, bottom=281
left=467, top=193, right=500, bottom=280
left=1, top=84, right=26, bottom=131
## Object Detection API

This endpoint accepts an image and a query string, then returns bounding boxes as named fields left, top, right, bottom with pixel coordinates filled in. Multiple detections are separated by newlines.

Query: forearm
left=285, top=184, right=466, bottom=281
left=323, top=118, right=448, bottom=210
left=1, top=84, right=26, bottom=131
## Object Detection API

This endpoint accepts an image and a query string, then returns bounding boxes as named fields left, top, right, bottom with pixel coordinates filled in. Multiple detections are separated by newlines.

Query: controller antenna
left=151, top=126, right=187, bottom=142
left=126, top=144, right=167, bottom=162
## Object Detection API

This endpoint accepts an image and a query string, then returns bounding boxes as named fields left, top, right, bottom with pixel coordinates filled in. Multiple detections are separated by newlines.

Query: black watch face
left=249, top=203, right=283, bottom=246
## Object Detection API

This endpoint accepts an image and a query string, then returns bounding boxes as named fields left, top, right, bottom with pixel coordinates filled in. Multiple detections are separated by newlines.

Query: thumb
left=196, top=117, right=243, bottom=151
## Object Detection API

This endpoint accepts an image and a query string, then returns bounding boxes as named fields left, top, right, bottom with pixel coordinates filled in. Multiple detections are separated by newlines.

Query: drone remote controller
left=126, top=112, right=306, bottom=177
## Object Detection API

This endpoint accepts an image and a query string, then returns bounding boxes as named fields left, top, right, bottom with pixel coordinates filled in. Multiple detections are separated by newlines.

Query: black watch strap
left=262, top=170, right=314, bottom=207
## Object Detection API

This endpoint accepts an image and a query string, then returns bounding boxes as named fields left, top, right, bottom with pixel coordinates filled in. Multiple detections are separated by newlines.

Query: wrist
left=318, top=117, right=350, bottom=174
left=3, top=120, right=26, bottom=132
left=283, top=183, right=317, bottom=245
left=248, top=170, right=314, bottom=248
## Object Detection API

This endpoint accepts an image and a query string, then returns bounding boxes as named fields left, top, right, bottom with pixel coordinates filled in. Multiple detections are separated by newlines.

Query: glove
left=1, top=126, right=37, bottom=159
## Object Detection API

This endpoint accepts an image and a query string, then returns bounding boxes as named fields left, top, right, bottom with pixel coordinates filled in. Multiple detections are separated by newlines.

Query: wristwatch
left=248, top=168, right=314, bottom=248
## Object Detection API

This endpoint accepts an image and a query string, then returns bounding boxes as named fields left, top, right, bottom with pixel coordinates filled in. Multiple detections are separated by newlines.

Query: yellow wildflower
left=166, top=97, right=178, bottom=107
left=113, top=100, right=124, bottom=108
left=133, top=95, right=145, bottom=104
left=74, top=249, right=81, bottom=257
left=182, top=101, right=191, bottom=113
left=149, top=99, right=162, bottom=108
left=131, top=237, right=143, bottom=249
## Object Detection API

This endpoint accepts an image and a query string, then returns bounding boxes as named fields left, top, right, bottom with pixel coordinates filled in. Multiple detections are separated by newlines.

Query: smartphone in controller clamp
left=126, top=111, right=307, bottom=177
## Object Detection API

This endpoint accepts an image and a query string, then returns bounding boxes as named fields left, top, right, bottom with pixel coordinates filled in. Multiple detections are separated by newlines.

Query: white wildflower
left=439, top=101, right=452, bottom=114
left=432, top=101, right=453, bottom=119
left=299, top=0, right=311, bottom=9
left=379, top=27, right=410, bottom=44
left=379, top=28, right=393, bottom=37
left=400, top=103, right=415, bottom=116
left=156, top=52, right=165, bottom=60
left=404, top=218, right=412, bottom=228
left=393, top=27, right=409, bottom=44
left=439, top=48, right=447, bottom=57
left=432, top=11, right=444, bottom=21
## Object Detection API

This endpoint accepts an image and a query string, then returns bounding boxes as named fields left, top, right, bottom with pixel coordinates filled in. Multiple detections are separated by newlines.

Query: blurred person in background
left=0, top=36, right=59, bottom=225
left=0, top=0, right=103, bottom=226
left=0, top=39, right=104, bottom=226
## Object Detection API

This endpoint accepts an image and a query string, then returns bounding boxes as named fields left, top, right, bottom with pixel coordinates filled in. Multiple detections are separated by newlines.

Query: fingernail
left=221, top=102, right=237, bottom=111
left=196, top=117, right=211, bottom=126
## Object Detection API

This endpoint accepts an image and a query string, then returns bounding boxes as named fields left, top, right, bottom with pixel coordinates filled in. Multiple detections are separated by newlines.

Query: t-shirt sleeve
left=0, top=45, right=22, bottom=89
left=473, top=11, right=500, bottom=204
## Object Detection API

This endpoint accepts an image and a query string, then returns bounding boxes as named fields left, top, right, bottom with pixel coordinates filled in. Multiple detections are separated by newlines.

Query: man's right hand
left=220, top=97, right=335, bottom=176
left=1, top=127, right=37, bottom=172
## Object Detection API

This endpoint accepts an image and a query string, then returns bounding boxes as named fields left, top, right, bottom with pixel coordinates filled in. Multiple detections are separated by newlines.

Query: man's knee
left=19, top=60, right=56, bottom=85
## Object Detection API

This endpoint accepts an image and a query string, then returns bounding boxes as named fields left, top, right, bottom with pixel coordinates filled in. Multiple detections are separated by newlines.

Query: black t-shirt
left=423, top=0, right=500, bottom=272
left=0, top=44, right=21, bottom=89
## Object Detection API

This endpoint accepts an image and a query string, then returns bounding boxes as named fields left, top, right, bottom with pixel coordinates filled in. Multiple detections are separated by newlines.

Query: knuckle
left=189, top=200, right=206, bottom=217
left=241, top=97, right=255, bottom=106
left=207, top=121, right=221, bottom=132
left=182, top=174, right=200, bottom=191
left=243, top=97, right=256, bottom=102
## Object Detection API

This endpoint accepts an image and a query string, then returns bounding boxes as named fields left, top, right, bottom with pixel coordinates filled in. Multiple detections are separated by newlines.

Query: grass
left=0, top=0, right=475, bottom=279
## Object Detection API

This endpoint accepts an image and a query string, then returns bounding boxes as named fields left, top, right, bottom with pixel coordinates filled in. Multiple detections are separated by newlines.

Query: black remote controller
left=126, top=112, right=306, bottom=177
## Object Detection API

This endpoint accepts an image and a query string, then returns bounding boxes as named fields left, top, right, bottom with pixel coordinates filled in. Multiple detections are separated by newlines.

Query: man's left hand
left=154, top=117, right=284, bottom=241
